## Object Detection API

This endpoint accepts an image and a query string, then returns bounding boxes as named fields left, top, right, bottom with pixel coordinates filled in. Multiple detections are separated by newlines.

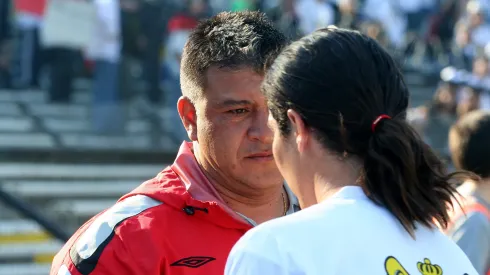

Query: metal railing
left=0, top=185, right=69, bottom=242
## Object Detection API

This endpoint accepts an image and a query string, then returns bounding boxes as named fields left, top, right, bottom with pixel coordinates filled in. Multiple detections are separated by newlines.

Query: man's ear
left=177, top=96, right=198, bottom=141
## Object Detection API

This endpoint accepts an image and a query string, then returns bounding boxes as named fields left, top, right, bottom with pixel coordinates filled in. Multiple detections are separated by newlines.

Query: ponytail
left=362, top=117, right=472, bottom=236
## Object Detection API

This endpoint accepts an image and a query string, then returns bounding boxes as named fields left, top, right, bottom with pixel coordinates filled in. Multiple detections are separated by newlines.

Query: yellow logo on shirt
left=385, top=256, right=409, bottom=275
left=417, top=259, right=443, bottom=275
left=385, top=257, right=443, bottom=275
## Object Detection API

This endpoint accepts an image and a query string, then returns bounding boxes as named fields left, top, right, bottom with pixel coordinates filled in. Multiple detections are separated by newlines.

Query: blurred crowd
left=1, top=0, right=490, bottom=142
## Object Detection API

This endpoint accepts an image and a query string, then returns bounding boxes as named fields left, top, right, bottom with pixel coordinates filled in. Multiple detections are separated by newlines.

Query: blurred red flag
left=14, top=0, right=47, bottom=16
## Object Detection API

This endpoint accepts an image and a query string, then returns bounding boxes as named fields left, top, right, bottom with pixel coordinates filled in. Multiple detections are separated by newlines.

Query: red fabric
left=50, top=142, right=252, bottom=275
left=14, top=0, right=47, bottom=16
left=449, top=200, right=490, bottom=226
left=167, top=14, right=198, bottom=33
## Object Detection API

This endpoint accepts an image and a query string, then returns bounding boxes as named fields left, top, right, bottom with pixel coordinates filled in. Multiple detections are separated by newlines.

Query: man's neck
left=211, top=179, right=287, bottom=224
left=193, top=143, right=286, bottom=224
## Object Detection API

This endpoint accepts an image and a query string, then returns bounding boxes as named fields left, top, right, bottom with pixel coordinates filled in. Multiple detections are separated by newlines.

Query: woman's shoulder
left=248, top=197, right=381, bottom=242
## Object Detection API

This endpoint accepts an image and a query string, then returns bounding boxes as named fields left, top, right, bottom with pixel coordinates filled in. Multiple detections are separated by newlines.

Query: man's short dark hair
left=180, top=11, right=287, bottom=101
left=449, top=110, right=490, bottom=178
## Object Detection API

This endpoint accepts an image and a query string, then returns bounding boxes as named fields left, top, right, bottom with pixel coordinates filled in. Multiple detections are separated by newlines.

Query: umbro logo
left=170, top=256, right=216, bottom=268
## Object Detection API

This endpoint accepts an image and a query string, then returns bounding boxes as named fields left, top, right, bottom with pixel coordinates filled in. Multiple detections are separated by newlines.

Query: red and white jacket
left=50, top=142, right=298, bottom=275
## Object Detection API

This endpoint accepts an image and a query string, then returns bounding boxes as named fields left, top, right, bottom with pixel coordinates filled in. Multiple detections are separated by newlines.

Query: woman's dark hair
left=263, top=27, right=472, bottom=235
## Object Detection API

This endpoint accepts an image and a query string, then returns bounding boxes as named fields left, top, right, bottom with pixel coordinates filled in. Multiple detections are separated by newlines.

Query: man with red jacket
left=50, top=11, right=297, bottom=275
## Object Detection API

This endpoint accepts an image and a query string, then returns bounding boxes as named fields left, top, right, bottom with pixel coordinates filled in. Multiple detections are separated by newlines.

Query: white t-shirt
left=225, top=186, right=477, bottom=275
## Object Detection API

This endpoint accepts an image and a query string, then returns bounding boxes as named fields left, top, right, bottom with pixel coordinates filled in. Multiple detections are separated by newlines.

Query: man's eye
left=228, top=109, right=249, bottom=115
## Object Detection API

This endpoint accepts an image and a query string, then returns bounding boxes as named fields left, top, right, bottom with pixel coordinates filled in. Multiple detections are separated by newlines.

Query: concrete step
left=0, top=103, right=23, bottom=116
left=0, top=240, right=61, bottom=262
left=0, top=263, right=51, bottom=275
left=0, top=90, right=45, bottom=103
left=26, top=102, right=159, bottom=119
left=27, top=103, right=89, bottom=118
left=0, top=117, right=35, bottom=132
left=0, top=90, right=90, bottom=104
left=0, top=146, right=176, bottom=164
left=0, top=133, right=55, bottom=149
left=0, top=220, right=51, bottom=244
left=2, top=180, right=137, bottom=199
left=59, top=133, right=153, bottom=149
left=43, top=118, right=151, bottom=133
left=0, top=163, right=163, bottom=180
left=49, top=198, right=116, bottom=218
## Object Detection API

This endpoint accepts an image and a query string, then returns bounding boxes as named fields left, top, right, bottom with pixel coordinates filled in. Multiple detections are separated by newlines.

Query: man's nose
left=247, top=108, right=273, bottom=144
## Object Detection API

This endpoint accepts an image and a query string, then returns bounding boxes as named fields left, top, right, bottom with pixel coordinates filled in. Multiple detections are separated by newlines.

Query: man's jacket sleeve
left=51, top=231, right=156, bottom=275
left=50, top=195, right=165, bottom=275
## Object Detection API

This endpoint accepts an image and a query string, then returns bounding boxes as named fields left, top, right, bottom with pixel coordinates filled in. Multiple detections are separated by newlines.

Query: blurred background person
left=421, top=82, right=459, bottom=159
left=334, top=0, right=362, bottom=30
left=0, top=0, right=12, bottom=88
left=138, top=0, right=166, bottom=107
left=11, top=0, right=45, bottom=90
left=119, top=0, right=142, bottom=102
left=86, top=0, right=123, bottom=133
left=231, top=0, right=258, bottom=11
left=266, top=0, right=301, bottom=40
left=161, top=0, right=203, bottom=141
left=295, top=0, right=335, bottom=36
left=446, top=110, right=490, bottom=275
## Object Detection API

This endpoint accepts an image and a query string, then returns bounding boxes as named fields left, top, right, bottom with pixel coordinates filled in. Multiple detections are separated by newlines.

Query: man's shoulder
left=70, top=194, right=168, bottom=248
left=51, top=193, right=171, bottom=275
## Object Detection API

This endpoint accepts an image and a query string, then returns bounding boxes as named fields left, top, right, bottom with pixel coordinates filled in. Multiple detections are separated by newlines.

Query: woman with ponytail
left=225, top=27, right=477, bottom=275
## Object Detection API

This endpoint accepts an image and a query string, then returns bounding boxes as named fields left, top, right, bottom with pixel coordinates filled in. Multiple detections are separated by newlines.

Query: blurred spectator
left=295, top=0, right=335, bottom=36
left=0, top=40, right=11, bottom=88
left=334, top=0, right=362, bottom=29
left=446, top=110, right=490, bottom=275
left=11, top=0, right=45, bottom=89
left=119, top=0, right=142, bottom=101
left=359, top=20, right=389, bottom=49
left=209, top=0, right=230, bottom=13
left=231, top=0, right=257, bottom=11
left=0, top=0, right=12, bottom=88
left=427, top=0, right=461, bottom=55
left=457, top=85, right=482, bottom=116
left=86, top=0, right=123, bottom=133
left=466, top=0, right=490, bottom=48
left=450, top=21, right=476, bottom=70
left=161, top=0, right=203, bottom=140
left=472, top=54, right=489, bottom=78
left=399, top=0, right=435, bottom=37
left=139, top=0, right=166, bottom=105
left=361, top=0, right=406, bottom=49
left=266, top=0, right=301, bottom=40
left=0, top=0, right=11, bottom=43
left=422, top=83, right=459, bottom=158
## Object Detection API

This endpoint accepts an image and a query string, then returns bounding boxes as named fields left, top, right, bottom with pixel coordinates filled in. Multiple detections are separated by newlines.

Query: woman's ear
left=287, top=109, right=309, bottom=152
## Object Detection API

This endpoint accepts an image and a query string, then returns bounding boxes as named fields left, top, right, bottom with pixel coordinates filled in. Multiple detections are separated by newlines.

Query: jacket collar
left=171, top=142, right=300, bottom=223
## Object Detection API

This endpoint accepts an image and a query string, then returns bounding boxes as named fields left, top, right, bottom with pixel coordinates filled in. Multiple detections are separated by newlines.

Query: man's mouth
left=245, top=151, right=274, bottom=161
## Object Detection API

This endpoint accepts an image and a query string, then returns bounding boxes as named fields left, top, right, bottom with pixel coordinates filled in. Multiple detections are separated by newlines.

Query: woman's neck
left=302, top=158, right=363, bottom=208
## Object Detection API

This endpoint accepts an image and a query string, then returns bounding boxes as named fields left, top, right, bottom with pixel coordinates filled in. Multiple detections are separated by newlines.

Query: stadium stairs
left=0, top=82, right=177, bottom=275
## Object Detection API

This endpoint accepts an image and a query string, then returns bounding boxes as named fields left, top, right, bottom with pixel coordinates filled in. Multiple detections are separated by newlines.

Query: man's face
left=194, top=67, right=283, bottom=188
